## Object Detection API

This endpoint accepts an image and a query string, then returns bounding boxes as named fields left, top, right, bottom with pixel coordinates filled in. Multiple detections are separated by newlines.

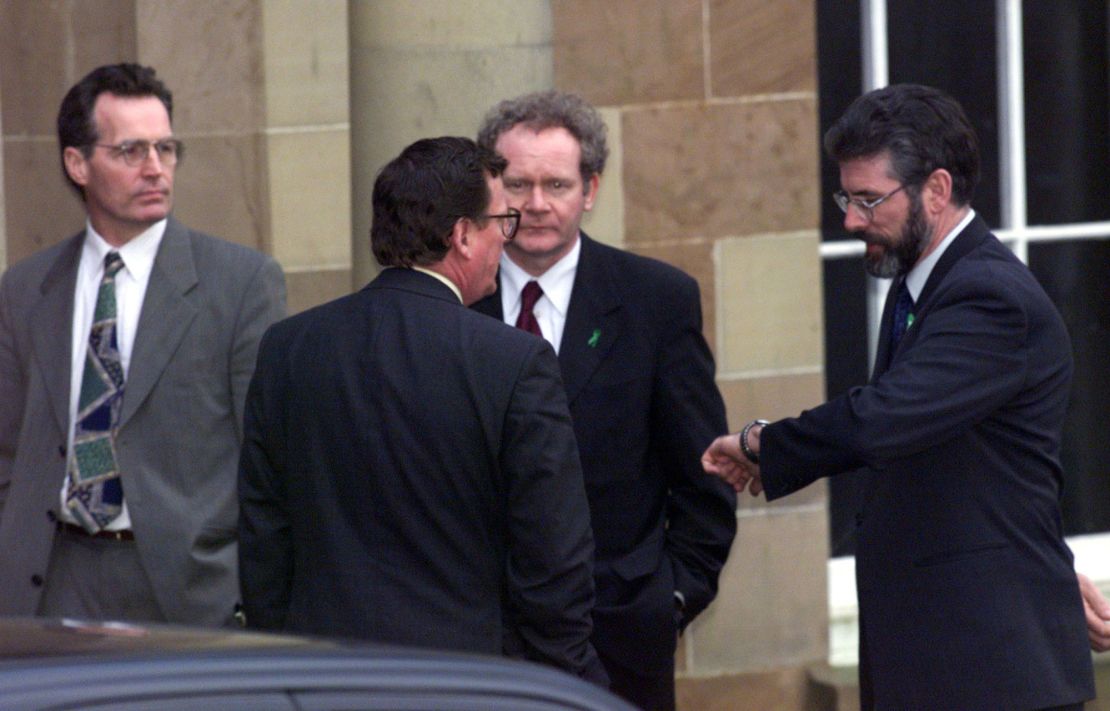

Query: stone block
left=709, top=0, right=816, bottom=97
left=553, top=0, right=703, bottom=106
left=137, top=0, right=264, bottom=134
left=686, top=508, right=828, bottom=673
left=172, top=133, right=267, bottom=251
left=716, top=231, right=823, bottom=373
left=267, top=129, right=352, bottom=270
left=262, top=0, right=350, bottom=127
left=623, top=98, right=818, bottom=244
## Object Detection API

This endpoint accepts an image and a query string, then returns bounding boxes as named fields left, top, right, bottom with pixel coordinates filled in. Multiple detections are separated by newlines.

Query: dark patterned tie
left=890, top=278, right=915, bottom=349
left=515, top=281, right=544, bottom=337
left=65, top=252, right=126, bottom=533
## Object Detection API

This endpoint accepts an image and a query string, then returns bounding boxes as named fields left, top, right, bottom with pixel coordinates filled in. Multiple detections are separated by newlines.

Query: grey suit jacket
left=0, top=217, right=286, bottom=625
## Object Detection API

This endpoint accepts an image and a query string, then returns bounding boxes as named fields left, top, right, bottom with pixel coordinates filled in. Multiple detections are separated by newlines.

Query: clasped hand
left=701, top=431, right=764, bottom=496
left=1079, top=573, right=1110, bottom=653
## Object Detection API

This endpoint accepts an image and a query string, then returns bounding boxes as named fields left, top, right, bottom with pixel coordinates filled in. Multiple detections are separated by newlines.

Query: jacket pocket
left=913, top=541, right=1010, bottom=568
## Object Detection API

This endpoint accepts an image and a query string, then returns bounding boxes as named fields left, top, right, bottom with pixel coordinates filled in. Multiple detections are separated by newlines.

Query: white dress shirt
left=61, top=219, right=167, bottom=530
left=498, top=236, right=581, bottom=354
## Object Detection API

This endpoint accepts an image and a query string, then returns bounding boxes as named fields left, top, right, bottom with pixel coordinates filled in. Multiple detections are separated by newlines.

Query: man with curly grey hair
left=474, top=91, right=736, bottom=711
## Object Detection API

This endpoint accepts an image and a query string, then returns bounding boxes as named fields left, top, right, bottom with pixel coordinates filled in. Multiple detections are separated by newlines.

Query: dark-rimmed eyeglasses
left=92, top=139, right=184, bottom=167
left=481, top=208, right=521, bottom=241
left=832, top=184, right=905, bottom=223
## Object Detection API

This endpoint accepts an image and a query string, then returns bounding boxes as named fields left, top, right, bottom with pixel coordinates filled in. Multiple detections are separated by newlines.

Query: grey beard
left=864, top=195, right=931, bottom=278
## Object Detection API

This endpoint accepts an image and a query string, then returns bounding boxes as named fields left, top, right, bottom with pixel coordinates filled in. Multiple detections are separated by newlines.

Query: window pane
left=822, top=256, right=870, bottom=557
left=1023, top=0, right=1110, bottom=224
left=816, top=0, right=861, bottom=239
left=1028, top=239, right=1110, bottom=535
left=887, top=0, right=1001, bottom=228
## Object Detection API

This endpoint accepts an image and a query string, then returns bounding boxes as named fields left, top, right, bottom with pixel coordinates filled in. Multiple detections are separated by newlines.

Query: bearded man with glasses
left=703, top=84, right=1098, bottom=710
left=0, top=63, right=286, bottom=626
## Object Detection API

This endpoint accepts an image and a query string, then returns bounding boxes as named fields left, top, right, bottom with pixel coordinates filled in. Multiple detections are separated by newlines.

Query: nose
left=524, top=185, right=547, bottom=212
left=843, top=205, right=868, bottom=233
left=139, top=146, right=166, bottom=175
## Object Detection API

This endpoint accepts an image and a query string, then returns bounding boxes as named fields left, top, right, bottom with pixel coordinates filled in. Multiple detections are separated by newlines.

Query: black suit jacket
left=760, top=216, right=1094, bottom=709
left=474, top=235, right=736, bottom=674
left=239, top=268, right=604, bottom=683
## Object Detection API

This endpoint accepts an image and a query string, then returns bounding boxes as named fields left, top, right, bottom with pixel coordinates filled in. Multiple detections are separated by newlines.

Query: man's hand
left=1078, top=572, right=1110, bottom=652
left=701, top=431, right=763, bottom=496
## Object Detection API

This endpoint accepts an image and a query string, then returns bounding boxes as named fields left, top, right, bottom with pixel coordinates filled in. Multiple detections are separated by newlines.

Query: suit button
left=31, top=575, right=44, bottom=587
left=855, top=513, right=864, bottom=526
left=45, top=510, right=57, bottom=523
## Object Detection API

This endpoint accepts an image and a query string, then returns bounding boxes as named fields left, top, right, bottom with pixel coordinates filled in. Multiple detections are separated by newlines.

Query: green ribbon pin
left=587, top=328, right=601, bottom=348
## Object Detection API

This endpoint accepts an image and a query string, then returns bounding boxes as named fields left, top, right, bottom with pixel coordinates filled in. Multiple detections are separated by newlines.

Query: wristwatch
left=739, top=419, right=770, bottom=464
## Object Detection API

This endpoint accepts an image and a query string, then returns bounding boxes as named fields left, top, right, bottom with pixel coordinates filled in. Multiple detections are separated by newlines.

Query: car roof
left=0, top=618, right=636, bottom=711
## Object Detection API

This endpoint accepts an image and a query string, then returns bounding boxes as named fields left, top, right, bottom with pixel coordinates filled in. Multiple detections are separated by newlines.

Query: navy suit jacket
left=239, top=267, right=605, bottom=683
left=760, top=216, right=1094, bottom=709
left=474, top=235, right=736, bottom=674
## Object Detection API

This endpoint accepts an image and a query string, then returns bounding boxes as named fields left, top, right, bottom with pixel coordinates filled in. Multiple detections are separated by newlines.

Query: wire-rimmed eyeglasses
left=832, top=184, right=905, bottom=223
left=92, top=139, right=184, bottom=167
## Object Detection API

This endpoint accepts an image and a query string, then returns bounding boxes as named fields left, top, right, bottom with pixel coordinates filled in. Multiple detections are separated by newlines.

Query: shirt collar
left=499, top=235, right=581, bottom=317
left=412, top=266, right=463, bottom=303
left=904, top=208, right=975, bottom=300
left=83, top=218, right=167, bottom=282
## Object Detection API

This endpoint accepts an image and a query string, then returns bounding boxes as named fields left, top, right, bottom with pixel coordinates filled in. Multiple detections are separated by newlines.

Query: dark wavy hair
left=57, top=63, right=174, bottom=196
left=824, top=84, right=980, bottom=206
left=477, top=90, right=608, bottom=186
left=371, top=137, right=507, bottom=268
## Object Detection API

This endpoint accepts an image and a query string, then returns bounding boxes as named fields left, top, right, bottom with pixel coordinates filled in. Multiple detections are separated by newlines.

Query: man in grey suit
left=0, top=63, right=285, bottom=625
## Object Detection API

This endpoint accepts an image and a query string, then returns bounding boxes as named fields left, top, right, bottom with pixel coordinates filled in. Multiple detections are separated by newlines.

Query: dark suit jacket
left=760, top=216, right=1094, bottom=710
left=239, top=267, right=605, bottom=683
left=473, top=235, right=736, bottom=675
left=0, top=217, right=286, bottom=624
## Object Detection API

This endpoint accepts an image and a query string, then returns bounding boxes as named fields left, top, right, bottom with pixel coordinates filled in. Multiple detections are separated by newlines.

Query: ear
left=448, top=217, right=472, bottom=259
left=582, top=173, right=600, bottom=211
left=63, top=146, right=90, bottom=188
left=921, top=168, right=953, bottom=214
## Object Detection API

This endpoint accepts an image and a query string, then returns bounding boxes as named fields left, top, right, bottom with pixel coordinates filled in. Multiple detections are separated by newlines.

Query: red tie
left=515, top=281, right=543, bottom=337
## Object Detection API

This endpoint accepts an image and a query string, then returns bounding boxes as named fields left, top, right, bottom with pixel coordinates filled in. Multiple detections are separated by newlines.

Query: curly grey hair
left=477, top=90, right=609, bottom=184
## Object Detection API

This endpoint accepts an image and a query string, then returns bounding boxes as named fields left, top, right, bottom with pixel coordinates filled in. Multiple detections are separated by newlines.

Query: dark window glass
left=817, top=0, right=861, bottom=239
left=822, top=257, right=870, bottom=557
left=887, top=1, right=1001, bottom=228
left=818, top=0, right=869, bottom=555
left=1028, top=240, right=1110, bottom=535
left=1023, top=0, right=1110, bottom=224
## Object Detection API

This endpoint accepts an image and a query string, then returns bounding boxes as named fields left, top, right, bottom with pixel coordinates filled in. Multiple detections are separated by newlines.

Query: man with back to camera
left=702, top=84, right=1096, bottom=710
left=238, top=136, right=607, bottom=684
left=473, top=91, right=736, bottom=711
left=0, top=63, right=286, bottom=624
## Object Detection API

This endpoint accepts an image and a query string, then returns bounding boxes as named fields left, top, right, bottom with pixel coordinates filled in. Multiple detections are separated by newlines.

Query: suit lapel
left=119, top=219, right=199, bottom=427
left=558, top=236, right=622, bottom=406
left=916, top=215, right=989, bottom=310
left=871, top=215, right=990, bottom=381
left=29, top=235, right=84, bottom=435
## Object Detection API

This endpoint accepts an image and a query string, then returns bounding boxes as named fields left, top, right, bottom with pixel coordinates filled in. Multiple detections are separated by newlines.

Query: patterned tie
left=515, top=281, right=544, bottom=337
left=65, top=252, right=126, bottom=533
left=890, top=278, right=915, bottom=349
